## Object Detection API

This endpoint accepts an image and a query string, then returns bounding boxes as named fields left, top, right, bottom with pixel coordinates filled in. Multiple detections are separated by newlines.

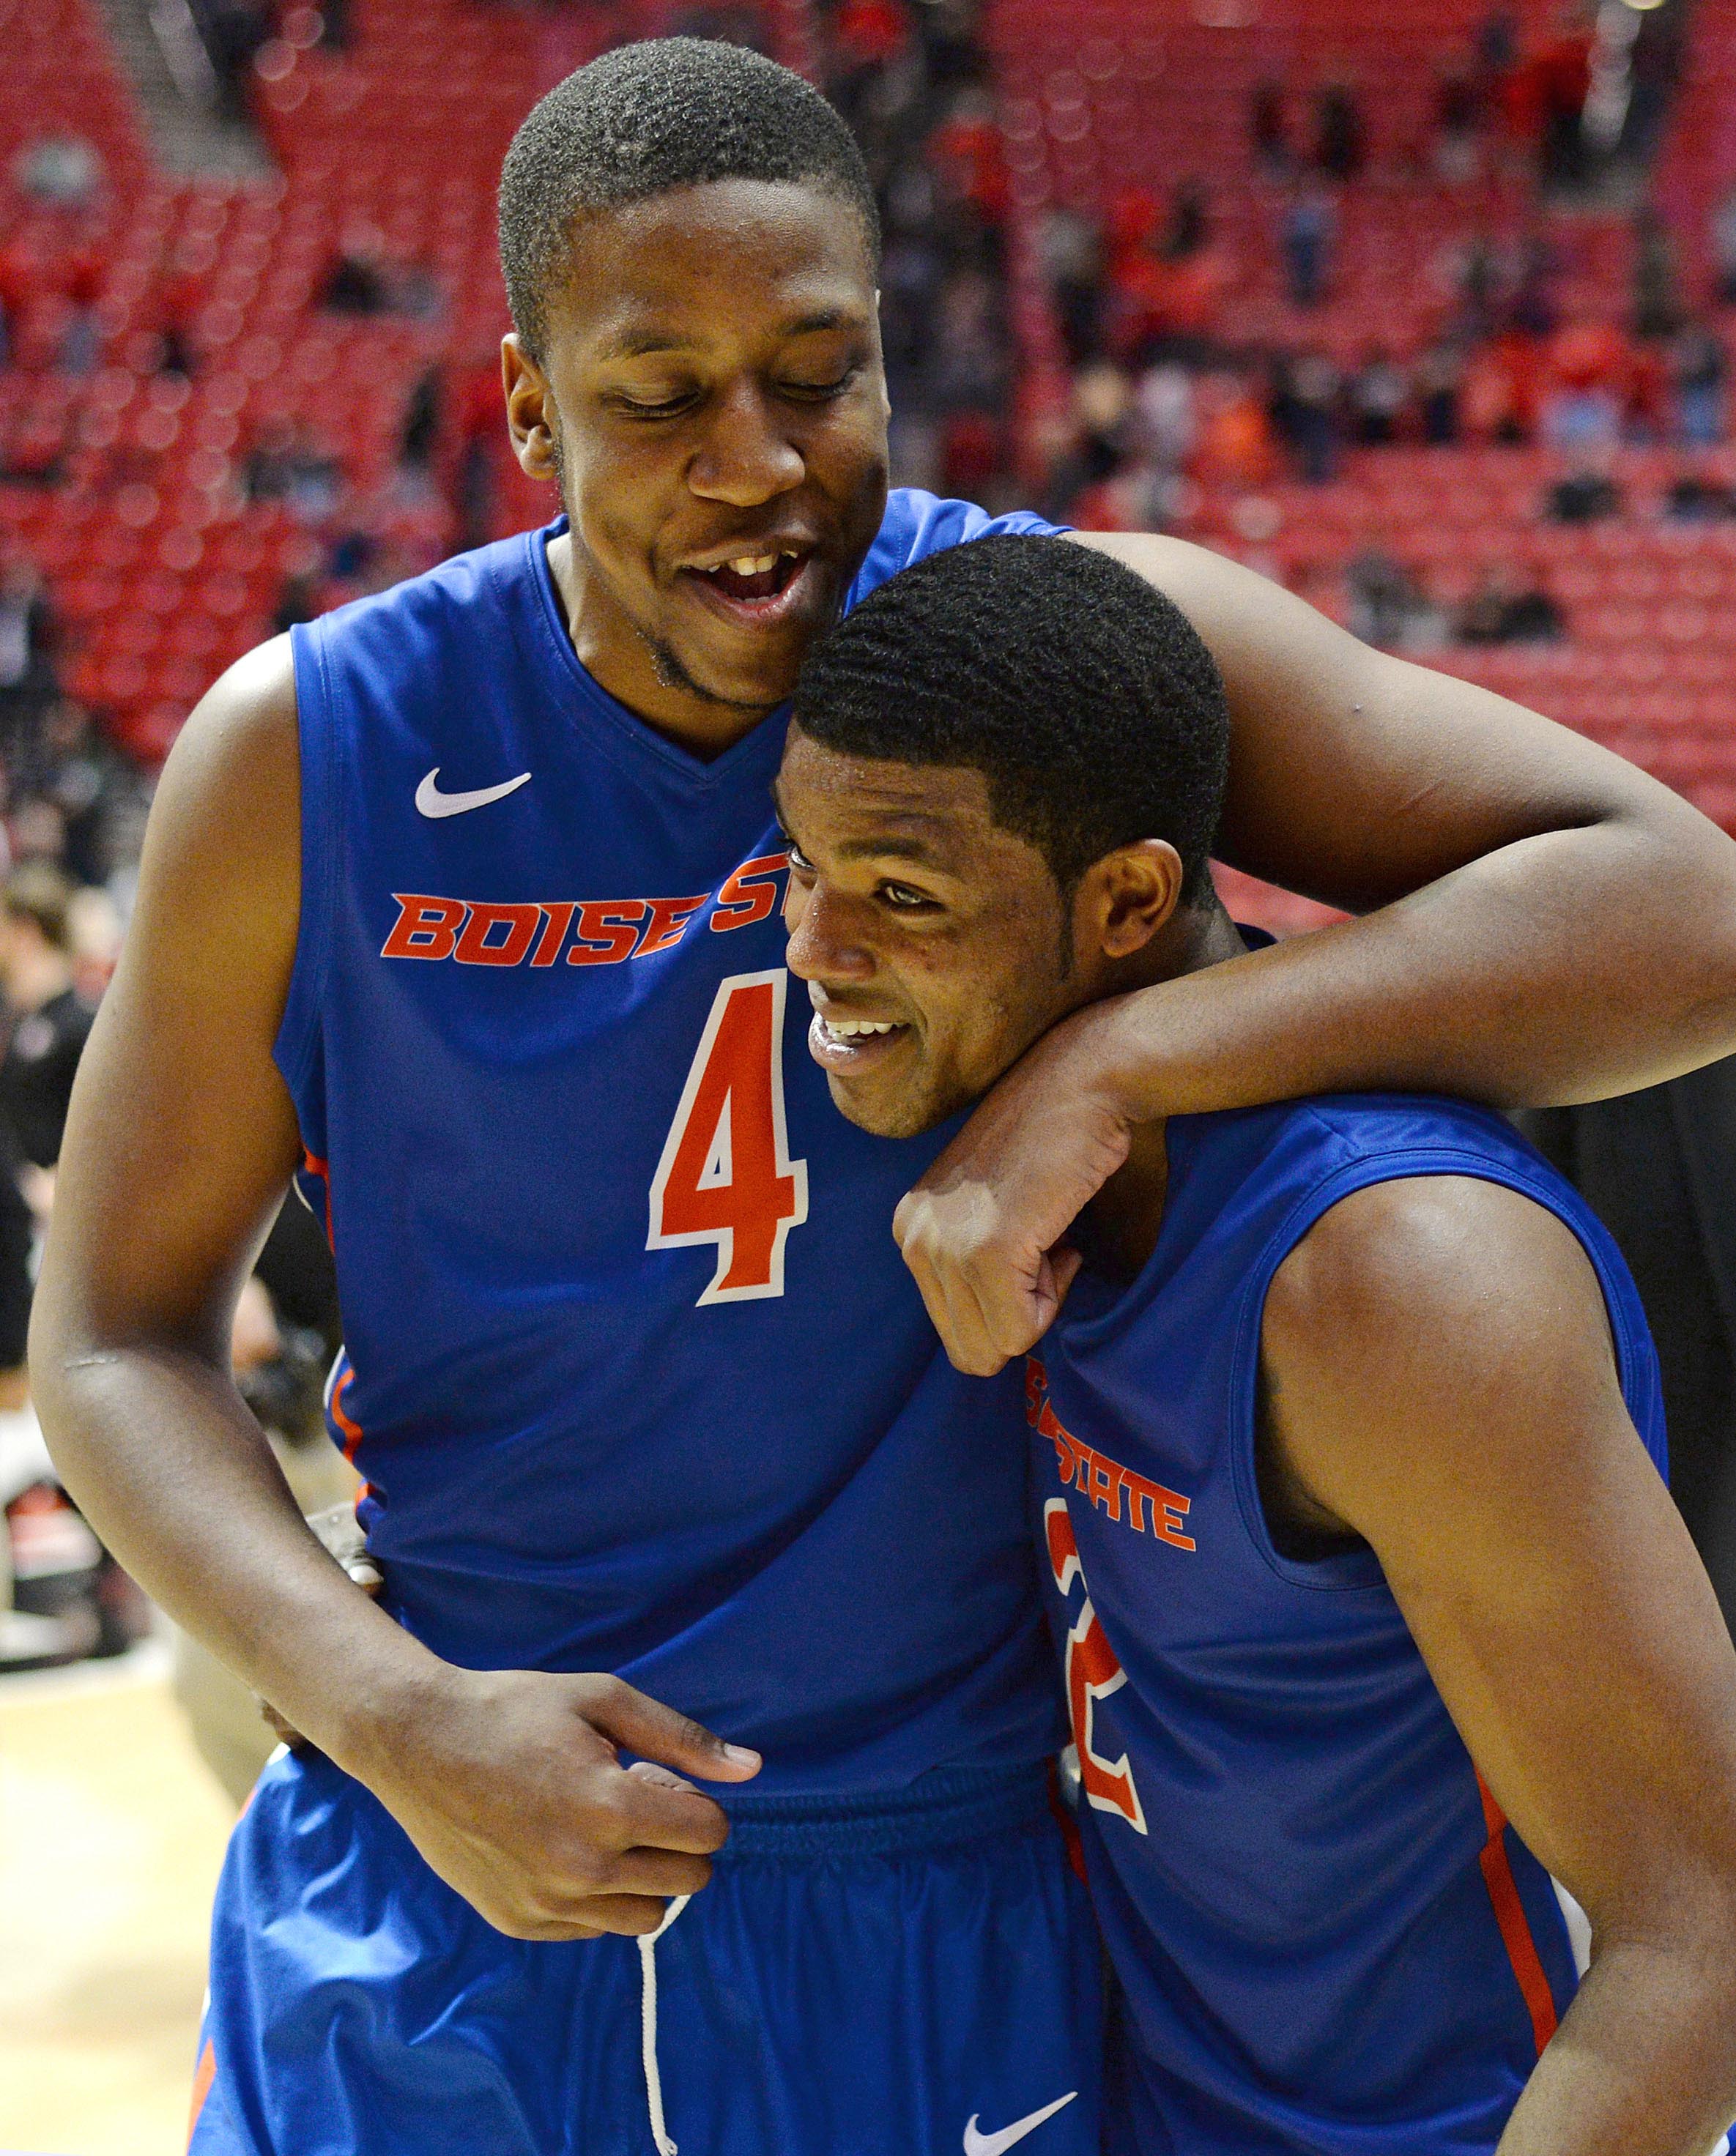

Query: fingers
left=582, top=1676, right=760, bottom=1787
left=305, top=1503, right=383, bottom=1593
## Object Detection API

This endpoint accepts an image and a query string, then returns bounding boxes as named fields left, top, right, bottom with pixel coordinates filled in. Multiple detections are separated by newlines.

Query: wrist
left=1048, top=988, right=1158, bottom=1126
left=281, top=1618, right=458, bottom=1791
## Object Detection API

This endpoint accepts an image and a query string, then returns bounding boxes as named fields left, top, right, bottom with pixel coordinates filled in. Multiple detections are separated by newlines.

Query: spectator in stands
left=1673, top=321, right=1728, bottom=448
left=1250, top=79, right=1290, bottom=175
left=1667, top=470, right=1736, bottom=524
left=0, top=863, right=95, bottom=1203
left=1710, top=184, right=1736, bottom=308
left=1417, top=339, right=1465, bottom=443
left=319, top=229, right=392, bottom=316
left=1272, top=352, right=1342, bottom=484
left=1163, top=180, right=1209, bottom=263
left=1431, top=67, right=1482, bottom=185
left=1280, top=182, right=1335, bottom=309
left=1314, top=81, right=1367, bottom=182
left=1346, top=346, right=1409, bottom=445
left=1633, top=206, right=1684, bottom=343
left=1546, top=465, right=1623, bottom=523
left=1346, top=549, right=1440, bottom=650
left=0, top=560, right=57, bottom=757
left=1533, top=10, right=1593, bottom=190
left=1457, top=565, right=1565, bottom=645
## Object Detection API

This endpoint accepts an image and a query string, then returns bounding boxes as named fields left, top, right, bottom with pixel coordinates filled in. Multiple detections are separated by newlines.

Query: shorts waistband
left=713, top=1758, right=1053, bottom=1860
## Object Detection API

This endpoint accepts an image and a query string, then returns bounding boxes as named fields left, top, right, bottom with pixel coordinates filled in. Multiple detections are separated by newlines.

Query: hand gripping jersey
left=277, top=488, right=1067, bottom=1793
left=1027, top=1093, right=1677, bottom=2156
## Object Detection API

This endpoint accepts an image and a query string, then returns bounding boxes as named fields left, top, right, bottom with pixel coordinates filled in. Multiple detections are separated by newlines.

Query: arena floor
left=0, top=1642, right=231, bottom=2156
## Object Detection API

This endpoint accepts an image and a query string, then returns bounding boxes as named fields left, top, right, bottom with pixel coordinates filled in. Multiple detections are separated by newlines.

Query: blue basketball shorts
left=188, top=1748, right=1103, bottom=2155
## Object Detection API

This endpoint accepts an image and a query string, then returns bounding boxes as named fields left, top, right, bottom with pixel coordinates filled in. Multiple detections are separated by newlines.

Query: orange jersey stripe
left=303, top=1148, right=334, bottom=1248
left=1476, top=1774, right=1559, bottom=2055
left=330, top=1365, right=363, bottom=1464
left=186, top=2040, right=217, bottom=2147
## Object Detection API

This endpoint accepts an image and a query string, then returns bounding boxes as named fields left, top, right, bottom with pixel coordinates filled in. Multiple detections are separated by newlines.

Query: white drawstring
left=638, top=1895, right=691, bottom=2155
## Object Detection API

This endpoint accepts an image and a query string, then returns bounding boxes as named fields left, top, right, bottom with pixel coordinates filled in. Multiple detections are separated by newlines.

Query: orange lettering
left=568, top=901, right=648, bottom=965
left=712, top=851, right=789, bottom=932
left=530, top=901, right=576, bottom=967
left=454, top=902, right=540, bottom=967
left=639, top=893, right=709, bottom=957
left=382, top=893, right=467, bottom=960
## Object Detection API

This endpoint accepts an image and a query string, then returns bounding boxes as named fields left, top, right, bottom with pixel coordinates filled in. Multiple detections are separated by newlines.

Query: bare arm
left=894, top=535, right=1736, bottom=1373
left=30, top=643, right=756, bottom=1940
left=1262, top=1176, right=1736, bottom=2156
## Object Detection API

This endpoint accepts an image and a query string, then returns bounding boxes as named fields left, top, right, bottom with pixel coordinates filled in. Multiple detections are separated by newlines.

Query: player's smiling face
left=504, top=178, right=890, bottom=740
left=777, top=731, right=1083, bottom=1140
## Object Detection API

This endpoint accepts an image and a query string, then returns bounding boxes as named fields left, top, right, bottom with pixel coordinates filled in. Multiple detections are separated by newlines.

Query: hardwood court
left=0, top=1642, right=234, bottom=2156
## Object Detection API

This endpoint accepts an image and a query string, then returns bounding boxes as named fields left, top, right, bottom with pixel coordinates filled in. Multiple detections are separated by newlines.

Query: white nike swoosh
left=963, top=2092, right=1078, bottom=2156
left=415, top=767, right=533, bottom=818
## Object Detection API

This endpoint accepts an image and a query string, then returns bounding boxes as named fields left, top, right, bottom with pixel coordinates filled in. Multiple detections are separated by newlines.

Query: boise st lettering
left=1025, top=1360, right=1196, bottom=1552
left=379, top=852, right=790, bottom=969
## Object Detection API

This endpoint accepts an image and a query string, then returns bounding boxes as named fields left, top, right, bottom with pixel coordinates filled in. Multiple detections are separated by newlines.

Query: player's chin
left=824, top=1069, right=944, bottom=1142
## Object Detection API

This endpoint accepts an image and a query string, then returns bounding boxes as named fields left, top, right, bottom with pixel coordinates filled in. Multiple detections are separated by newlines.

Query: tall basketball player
left=30, top=39, right=1736, bottom=2156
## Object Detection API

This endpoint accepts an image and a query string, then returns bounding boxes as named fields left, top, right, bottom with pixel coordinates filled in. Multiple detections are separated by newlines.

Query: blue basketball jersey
left=1026, top=1093, right=1667, bottom=2155
left=277, top=488, right=1067, bottom=1794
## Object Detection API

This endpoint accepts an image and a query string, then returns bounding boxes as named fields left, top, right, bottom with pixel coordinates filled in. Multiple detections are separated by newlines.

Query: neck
left=545, top=529, right=780, bottom=762
left=1077, top=899, right=1247, bottom=1279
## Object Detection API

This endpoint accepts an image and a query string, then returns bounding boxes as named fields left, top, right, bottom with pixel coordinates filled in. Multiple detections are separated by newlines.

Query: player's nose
left=686, top=382, right=805, bottom=507
left=784, top=882, right=875, bottom=985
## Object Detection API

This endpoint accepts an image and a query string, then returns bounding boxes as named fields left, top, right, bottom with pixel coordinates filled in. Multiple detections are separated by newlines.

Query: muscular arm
left=895, top=535, right=1736, bottom=1372
left=30, top=644, right=755, bottom=1938
left=1262, top=1176, right=1736, bottom=2156
left=1079, top=532, right=1736, bottom=1109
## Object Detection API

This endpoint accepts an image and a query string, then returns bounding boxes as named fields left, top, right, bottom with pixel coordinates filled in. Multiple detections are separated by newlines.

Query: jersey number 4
left=649, top=970, right=809, bottom=1305
left=1045, top=1498, right=1148, bottom=1833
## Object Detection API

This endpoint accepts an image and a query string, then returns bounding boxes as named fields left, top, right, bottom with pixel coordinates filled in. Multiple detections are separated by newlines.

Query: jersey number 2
left=649, top=970, right=809, bottom=1305
left=1045, top=1498, right=1148, bottom=1833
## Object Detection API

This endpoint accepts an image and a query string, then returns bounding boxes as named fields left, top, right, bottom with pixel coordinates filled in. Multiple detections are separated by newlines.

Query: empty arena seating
left=987, top=0, right=1736, bottom=835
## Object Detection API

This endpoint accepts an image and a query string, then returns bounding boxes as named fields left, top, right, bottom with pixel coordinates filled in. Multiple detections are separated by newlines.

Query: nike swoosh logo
left=963, top=2092, right=1078, bottom=2156
left=415, top=767, right=533, bottom=818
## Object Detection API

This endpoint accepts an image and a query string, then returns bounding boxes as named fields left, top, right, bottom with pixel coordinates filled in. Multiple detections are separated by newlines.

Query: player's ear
left=502, top=334, right=560, bottom=483
left=1080, top=841, right=1185, bottom=961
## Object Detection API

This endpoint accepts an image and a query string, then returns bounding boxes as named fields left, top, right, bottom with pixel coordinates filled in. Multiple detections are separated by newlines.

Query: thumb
left=587, top=1681, right=763, bottom=1784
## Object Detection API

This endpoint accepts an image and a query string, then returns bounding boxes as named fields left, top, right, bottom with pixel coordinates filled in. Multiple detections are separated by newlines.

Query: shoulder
left=138, top=636, right=300, bottom=958
left=1261, top=1168, right=1612, bottom=1415
left=849, top=490, right=1069, bottom=602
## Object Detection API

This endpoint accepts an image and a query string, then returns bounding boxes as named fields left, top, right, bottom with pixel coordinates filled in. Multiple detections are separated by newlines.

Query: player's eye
left=778, top=368, right=859, bottom=402
left=784, top=841, right=815, bottom=875
left=613, top=386, right=698, bottom=417
left=879, top=881, right=936, bottom=911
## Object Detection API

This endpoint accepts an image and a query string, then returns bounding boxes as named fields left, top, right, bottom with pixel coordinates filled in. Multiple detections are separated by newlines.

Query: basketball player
left=780, top=532, right=1736, bottom=2156
left=28, top=39, right=1736, bottom=2156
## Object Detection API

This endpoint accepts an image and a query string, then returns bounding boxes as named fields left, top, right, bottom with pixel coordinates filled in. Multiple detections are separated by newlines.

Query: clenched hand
left=894, top=1003, right=1133, bottom=1375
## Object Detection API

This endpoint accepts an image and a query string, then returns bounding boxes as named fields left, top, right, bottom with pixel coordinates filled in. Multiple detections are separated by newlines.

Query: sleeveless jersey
left=1026, top=1093, right=1666, bottom=2155
left=277, top=489, right=1066, bottom=1795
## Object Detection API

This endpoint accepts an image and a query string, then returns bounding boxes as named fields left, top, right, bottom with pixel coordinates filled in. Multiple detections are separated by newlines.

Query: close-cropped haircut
left=792, top=536, right=1230, bottom=901
left=499, top=37, right=879, bottom=360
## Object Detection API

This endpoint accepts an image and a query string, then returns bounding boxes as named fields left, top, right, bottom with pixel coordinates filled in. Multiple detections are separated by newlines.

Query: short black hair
left=499, top=37, right=880, bottom=360
left=791, top=536, right=1229, bottom=901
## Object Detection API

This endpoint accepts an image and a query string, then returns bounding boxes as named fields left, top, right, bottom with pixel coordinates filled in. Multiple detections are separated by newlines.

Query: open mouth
left=682, top=548, right=815, bottom=622
left=809, top=1009, right=913, bottom=1074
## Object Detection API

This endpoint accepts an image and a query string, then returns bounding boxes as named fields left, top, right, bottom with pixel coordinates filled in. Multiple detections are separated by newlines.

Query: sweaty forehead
left=552, top=178, right=875, bottom=352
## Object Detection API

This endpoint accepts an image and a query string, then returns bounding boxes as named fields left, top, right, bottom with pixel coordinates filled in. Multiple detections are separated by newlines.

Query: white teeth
left=825, top=1017, right=898, bottom=1037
